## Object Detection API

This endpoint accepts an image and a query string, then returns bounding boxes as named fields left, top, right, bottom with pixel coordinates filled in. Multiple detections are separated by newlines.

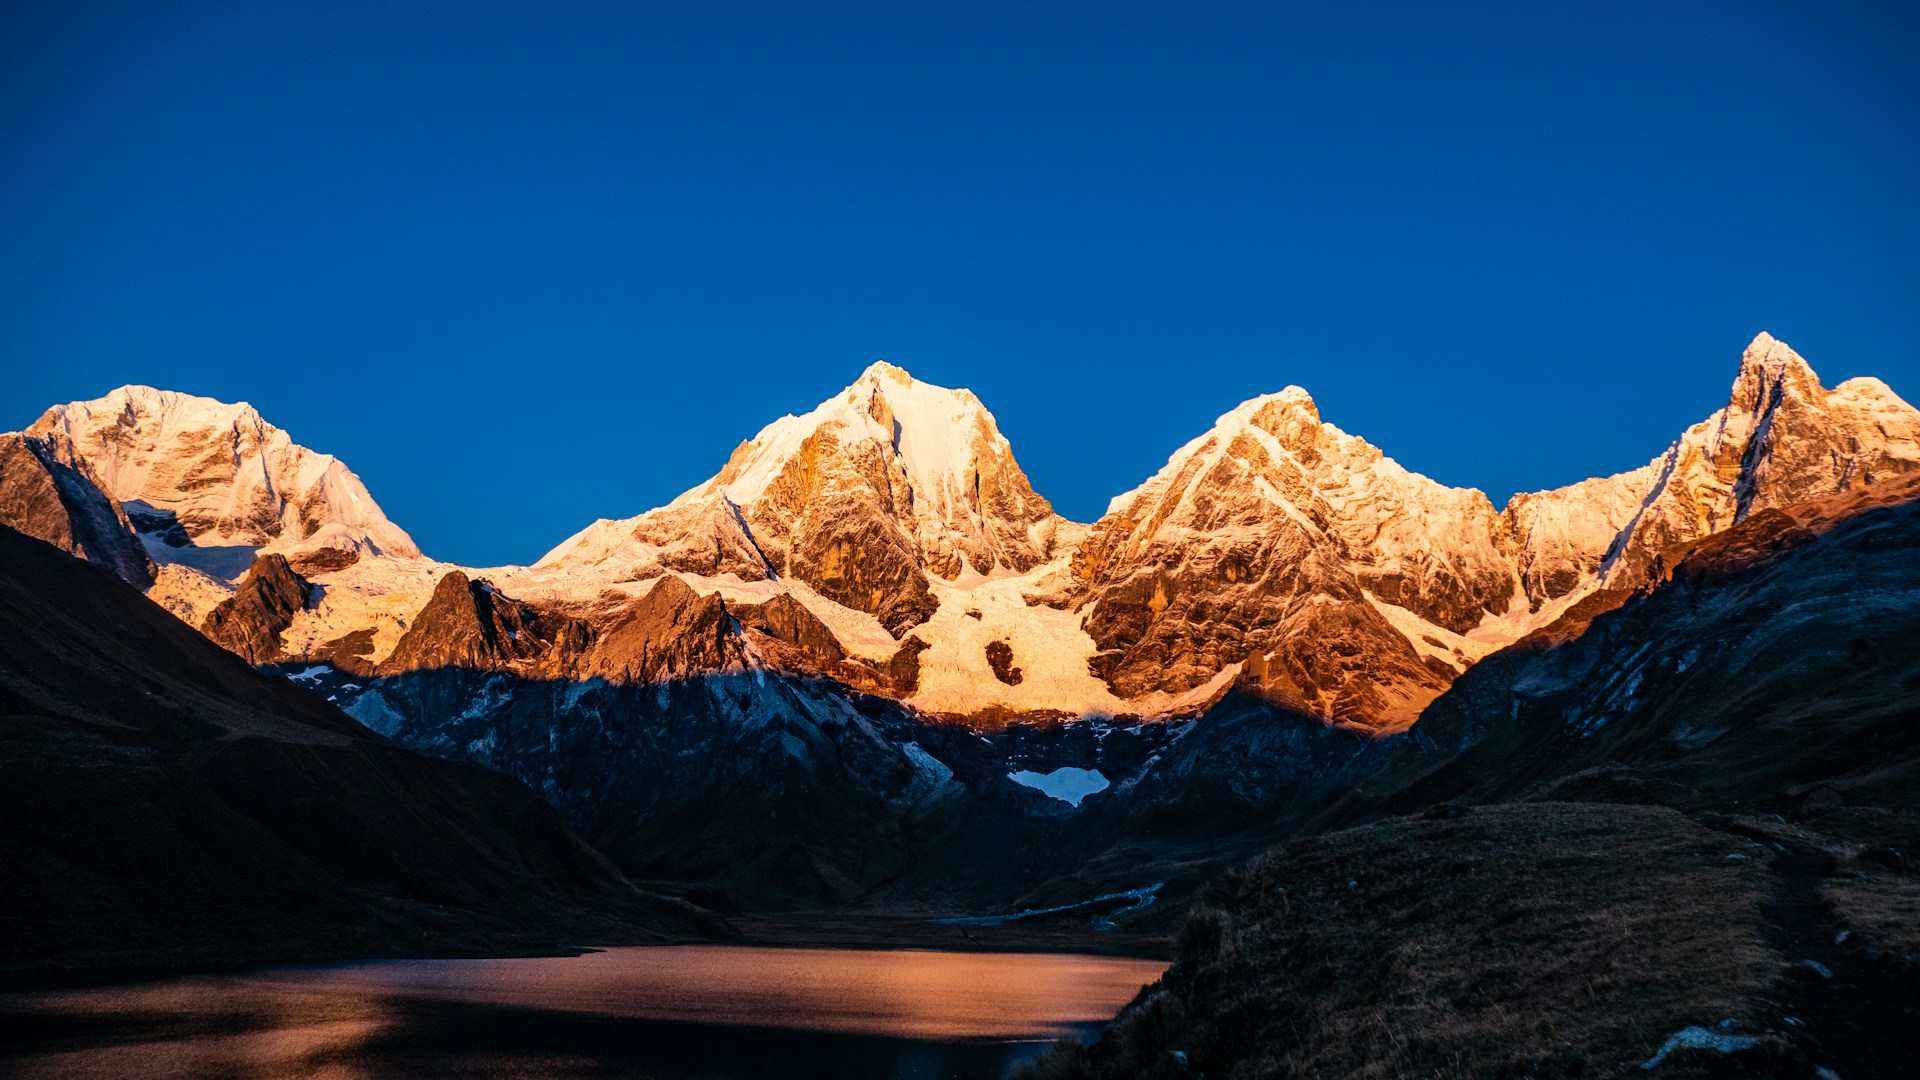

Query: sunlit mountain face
left=5, top=331, right=1917, bottom=905
left=6, top=333, right=1918, bottom=1077
left=4, top=1, right=1915, bottom=1075
left=13, top=332, right=1915, bottom=723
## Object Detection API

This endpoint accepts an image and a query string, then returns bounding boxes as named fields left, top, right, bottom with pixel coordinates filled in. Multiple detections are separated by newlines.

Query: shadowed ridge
left=0, top=524, right=730, bottom=984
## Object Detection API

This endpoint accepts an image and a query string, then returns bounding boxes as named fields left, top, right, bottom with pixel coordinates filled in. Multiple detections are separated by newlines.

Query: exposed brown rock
left=885, top=636, right=932, bottom=695
left=788, top=513, right=939, bottom=637
left=288, top=547, right=360, bottom=577
left=314, top=627, right=379, bottom=677
left=0, top=433, right=154, bottom=588
left=985, top=640, right=1023, bottom=686
left=581, top=576, right=745, bottom=684
left=380, top=571, right=588, bottom=678
left=199, top=554, right=313, bottom=664
left=736, top=593, right=846, bottom=667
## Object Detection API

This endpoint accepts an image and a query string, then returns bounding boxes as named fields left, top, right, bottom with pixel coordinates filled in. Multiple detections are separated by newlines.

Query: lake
left=0, top=945, right=1167, bottom=1078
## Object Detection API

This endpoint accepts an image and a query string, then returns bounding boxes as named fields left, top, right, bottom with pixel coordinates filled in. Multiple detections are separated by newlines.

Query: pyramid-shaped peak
left=845, top=360, right=984, bottom=408
left=1738, top=331, right=1817, bottom=380
left=1214, top=385, right=1321, bottom=434
left=1260, top=384, right=1319, bottom=413
left=1730, top=331, right=1822, bottom=406
left=858, top=360, right=918, bottom=387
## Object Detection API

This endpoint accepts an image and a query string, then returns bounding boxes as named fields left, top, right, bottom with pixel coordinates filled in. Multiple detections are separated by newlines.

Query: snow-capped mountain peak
left=22, top=385, right=418, bottom=565
left=672, top=362, right=1016, bottom=517
left=537, top=363, right=1062, bottom=635
left=8, top=333, right=1913, bottom=733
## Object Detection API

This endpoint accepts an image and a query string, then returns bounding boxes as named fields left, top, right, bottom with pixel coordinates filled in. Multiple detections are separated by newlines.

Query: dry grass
left=1024, top=803, right=1780, bottom=1079
left=1824, top=870, right=1920, bottom=974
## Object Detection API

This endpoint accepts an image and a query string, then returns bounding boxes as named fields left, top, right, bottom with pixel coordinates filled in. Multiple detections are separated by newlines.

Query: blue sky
left=3, top=1, right=1915, bottom=565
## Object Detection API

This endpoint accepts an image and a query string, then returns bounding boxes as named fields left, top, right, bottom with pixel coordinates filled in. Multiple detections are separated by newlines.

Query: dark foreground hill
left=1027, top=475, right=1920, bottom=1078
left=0, top=524, right=728, bottom=985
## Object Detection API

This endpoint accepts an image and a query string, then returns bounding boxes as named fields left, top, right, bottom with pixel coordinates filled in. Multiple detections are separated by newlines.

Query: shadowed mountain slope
left=0, top=524, right=726, bottom=984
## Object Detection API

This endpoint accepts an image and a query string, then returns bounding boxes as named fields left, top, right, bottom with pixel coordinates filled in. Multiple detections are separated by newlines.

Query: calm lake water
left=0, top=946, right=1167, bottom=1079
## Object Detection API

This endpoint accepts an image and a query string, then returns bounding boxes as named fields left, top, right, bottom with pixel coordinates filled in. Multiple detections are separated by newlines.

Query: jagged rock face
left=1590, top=333, right=1920, bottom=589
left=1065, top=388, right=1501, bottom=728
left=538, top=363, right=1063, bottom=637
left=1501, top=468, right=1659, bottom=609
left=21, top=334, right=1918, bottom=735
left=985, top=640, right=1022, bottom=685
left=199, top=554, right=313, bottom=664
left=0, top=433, right=154, bottom=587
left=1392, top=471, right=1920, bottom=813
left=380, top=570, right=589, bottom=678
left=1062, top=334, right=1920, bottom=728
left=579, top=576, right=748, bottom=684
left=20, top=385, right=417, bottom=558
left=363, top=569, right=920, bottom=700
left=736, top=592, right=846, bottom=667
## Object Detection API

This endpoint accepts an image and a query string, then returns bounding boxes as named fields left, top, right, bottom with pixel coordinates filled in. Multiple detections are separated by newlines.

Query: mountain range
left=3, top=331, right=1917, bottom=921
left=6, top=330, right=1920, bottom=1074
left=5, top=333, right=1914, bottom=723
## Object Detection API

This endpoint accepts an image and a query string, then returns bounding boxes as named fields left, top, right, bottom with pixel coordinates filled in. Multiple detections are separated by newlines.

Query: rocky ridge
left=2, top=333, right=1914, bottom=731
left=1057, top=332, right=1920, bottom=728
left=537, top=362, right=1066, bottom=637
left=0, top=523, right=727, bottom=981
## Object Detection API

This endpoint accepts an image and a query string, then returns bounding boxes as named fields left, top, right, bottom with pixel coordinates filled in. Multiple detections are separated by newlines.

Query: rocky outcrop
left=379, top=571, right=588, bottom=678
left=0, top=432, right=154, bottom=588
left=985, top=640, right=1022, bottom=685
left=579, top=576, right=746, bottom=684
left=199, top=554, right=313, bottom=664
left=735, top=592, right=847, bottom=667
left=288, top=546, right=360, bottom=577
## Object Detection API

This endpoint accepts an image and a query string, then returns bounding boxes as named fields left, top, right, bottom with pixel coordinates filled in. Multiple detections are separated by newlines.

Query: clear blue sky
left=3, top=2, right=1915, bottom=566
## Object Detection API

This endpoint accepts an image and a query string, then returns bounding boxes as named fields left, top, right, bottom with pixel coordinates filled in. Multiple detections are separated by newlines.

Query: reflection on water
left=0, top=946, right=1166, bottom=1079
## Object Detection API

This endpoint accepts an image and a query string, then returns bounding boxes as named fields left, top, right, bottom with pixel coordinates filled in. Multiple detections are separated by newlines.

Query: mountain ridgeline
left=3, top=332, right=1917, bottom=926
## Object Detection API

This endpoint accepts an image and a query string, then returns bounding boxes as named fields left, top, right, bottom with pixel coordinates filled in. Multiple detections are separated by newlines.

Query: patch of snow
left=907, top=561, right=1130, bottom=717
left=144, top=561, right=237, bottom=626
left=1365, top=592, right=1503, bottom=669
left=343, top=690, right=405, bottom=736
left=900, top=742, right=955, bottom=786
left=1641, top=1026, right=1760, bottom=1069
left=1008, top=766, right=1109, bottom=806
